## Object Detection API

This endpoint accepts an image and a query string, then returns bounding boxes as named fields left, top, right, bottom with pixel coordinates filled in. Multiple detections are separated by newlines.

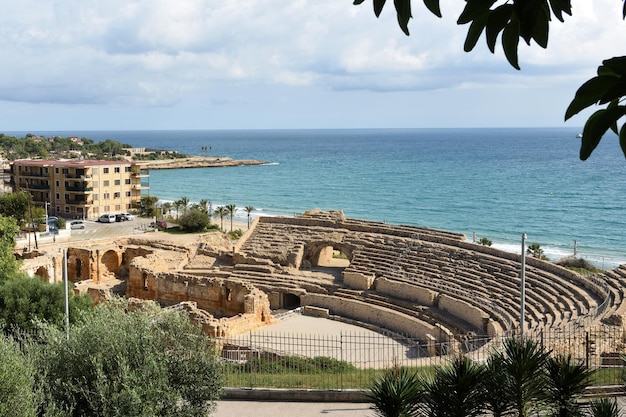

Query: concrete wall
left=438, top=294, right=490, bottom=332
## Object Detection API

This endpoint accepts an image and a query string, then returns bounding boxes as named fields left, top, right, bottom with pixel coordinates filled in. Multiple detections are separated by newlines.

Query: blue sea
left=8, top=128, right=626, bottom=269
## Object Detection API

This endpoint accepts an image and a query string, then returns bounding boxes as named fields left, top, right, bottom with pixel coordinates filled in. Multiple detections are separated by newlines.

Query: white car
left=70, top=220, right=86, bottom=229
left=122, top=213, right=135, bottom=221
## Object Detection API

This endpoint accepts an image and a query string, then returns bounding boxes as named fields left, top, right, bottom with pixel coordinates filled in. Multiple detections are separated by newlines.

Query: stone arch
left=302, top=241, right=353, bottom=268
left=34, top=266, right=50, bottom=282
left=101, top=250, right=121, bottom=276
left=282, top=292, right=301, bottom=310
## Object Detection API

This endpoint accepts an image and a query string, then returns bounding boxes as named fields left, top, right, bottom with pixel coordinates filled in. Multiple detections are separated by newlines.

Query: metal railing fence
left=219, top=322, right=626, bottom=390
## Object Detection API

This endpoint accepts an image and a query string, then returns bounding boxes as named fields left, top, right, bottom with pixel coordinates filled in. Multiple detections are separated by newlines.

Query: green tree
left=139, top=195, right=159, bottom=218
left=225, top=203, right=237, bottom=232
left=214, top=206, right=227, bottom=231
left=161, top=202, right=173, bottom=219
left=244, top=205, right=255, bottom=228
left=353, top=1, right=626, bottom=160
left=478, top=237, right=492, bottom=246
left=33, top=299, right=223, bottom=417
left=0, top=215, right=21, bottom=282
left=198, top=199, right=210, bottom=215
left=544, top=354, right=594, bottom=417
left=176, top=197, right=190, bottom=215
left=0, top=190, right=30, bottom=227
left=0, top=336, right=40, bottom=417
left=527, top=242, right=546, bottom=260
left=0, top=276, right=92, bottom=332
left=419, top=355, right=487, bottom=417
left=367, top=366, right=421, bottom=417
left=482, top=352, right=514, bottom=417
left=178, top=208, right=211, bottom=233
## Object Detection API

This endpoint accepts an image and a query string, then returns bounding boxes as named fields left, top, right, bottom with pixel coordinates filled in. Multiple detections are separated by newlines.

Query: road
left=66, top=218, right=158, bottom=241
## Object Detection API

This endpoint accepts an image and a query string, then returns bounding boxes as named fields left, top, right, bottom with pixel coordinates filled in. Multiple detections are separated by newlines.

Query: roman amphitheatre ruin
left=20, top=209, right=626, bottom=362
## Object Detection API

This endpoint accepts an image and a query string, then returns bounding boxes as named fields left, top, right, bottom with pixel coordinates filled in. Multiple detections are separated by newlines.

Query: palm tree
left=527, top=242, right=545, bottom=259
left=420, top=355, right=487, bottom=417
left=214, top=206, right=227, bottom=231
left=162, top=202, right=172, bottom=219
left=244, top=205, right=255, bottom=228
left=173, top=200, right=182, bottom=220
left=178, top=196, right=190, bottom=214
left=225, top=204, right=236, bottom=232
left=367, top=366, right=421, bottom=417
left=544, top=354, right=594, bottom=417
left=198, top=199, right=209, bottom=215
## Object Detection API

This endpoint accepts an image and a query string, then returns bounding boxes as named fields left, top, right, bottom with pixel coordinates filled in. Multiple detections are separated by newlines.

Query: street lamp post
left=520, top=233, right=527, bottom=339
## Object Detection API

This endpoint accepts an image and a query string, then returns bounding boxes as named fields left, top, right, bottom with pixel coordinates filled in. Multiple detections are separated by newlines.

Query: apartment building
left=6, top=159, right=149, bottom=220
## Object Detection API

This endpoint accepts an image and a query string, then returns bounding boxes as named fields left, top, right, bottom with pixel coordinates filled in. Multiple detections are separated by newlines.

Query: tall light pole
left=520, top=233, right=527, bottom=339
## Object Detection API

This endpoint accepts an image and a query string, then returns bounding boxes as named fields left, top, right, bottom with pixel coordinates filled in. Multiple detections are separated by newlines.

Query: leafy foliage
left=178, top=208, right=212, bottom=232
left=33, top=299, right=223, bottom=417
left=227, top=355, right=356, bottom=374
left=0, top=275, right=92, bottom=332
left=0, top=215, right=22, bottom=282
left=138, top=195, right=159, bottom=217
left=565, top=57, right=626, bottom=160
left=0, top=336, right=40, bottom=417
left=0, top=191, right=30, bottom=226
left=0, top=133, right=131, bottom=160
left=353, top=1, right=626, bottom=159
left=589, top=398, right=621, bottom=417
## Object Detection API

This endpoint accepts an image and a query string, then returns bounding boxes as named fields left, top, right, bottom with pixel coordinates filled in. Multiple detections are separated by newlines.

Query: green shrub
left=178, top=209, right=211, bottom=232
left=0, top=336, right=40, bottom=417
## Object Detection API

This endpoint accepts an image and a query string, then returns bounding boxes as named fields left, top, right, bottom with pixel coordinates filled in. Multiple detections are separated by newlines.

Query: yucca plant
left=419, top=355, right=487, bottom=417
left=482, top=351, right=515, bottom=417
left=501, top=337, right=551, bottom=417
left=367, top=366, right=421, bottom=417
left=544, top=354, right=594, bottom=417
left=589, top=398, right=621, bottom=417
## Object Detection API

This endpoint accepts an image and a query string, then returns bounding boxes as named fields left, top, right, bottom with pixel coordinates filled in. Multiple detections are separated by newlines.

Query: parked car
left=122, top=213, right=135, bottom=221
left=115, top=214, right=126, bottom=222
left=98, top=214, right=116, bottom=223
left=70, top=220, right=86, bottom=230
left=150, top=219, right=167, bottom=229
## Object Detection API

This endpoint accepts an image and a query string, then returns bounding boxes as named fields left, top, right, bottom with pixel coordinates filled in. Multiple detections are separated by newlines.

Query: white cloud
left=0, top=0, right=622, bottom=128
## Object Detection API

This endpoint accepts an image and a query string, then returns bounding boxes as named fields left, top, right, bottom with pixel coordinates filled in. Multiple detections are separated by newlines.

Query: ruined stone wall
left=375, top=277, right=437, bottom=306
left=127, top=258, right=272, bottom=336
left=438, top=294, right=490, bottom=333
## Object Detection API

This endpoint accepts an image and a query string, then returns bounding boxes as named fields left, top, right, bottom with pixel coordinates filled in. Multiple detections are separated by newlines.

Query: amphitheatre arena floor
left=234, top=314, right=417, bottom=368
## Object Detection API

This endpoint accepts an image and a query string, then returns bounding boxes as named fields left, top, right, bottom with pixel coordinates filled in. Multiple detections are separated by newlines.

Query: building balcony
left=18, top=171, right=48, bottom=178
left=131, top=170, right=150, bottom=178
left=28, top=183, right=50, bottom=190
left=65, top=185, right=94, bottom=192
left=133, top=184, right=150, bottom=190
left=65, top=199, right=92, bottom=206
left=65, top=173, right=92, bottom=179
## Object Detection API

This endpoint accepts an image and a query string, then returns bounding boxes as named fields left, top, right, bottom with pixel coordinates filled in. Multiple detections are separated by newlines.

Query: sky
left=0, top=0, right=624, bottom=131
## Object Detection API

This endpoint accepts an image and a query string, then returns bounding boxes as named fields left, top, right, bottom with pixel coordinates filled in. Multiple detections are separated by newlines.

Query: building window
left=56, top=206, right=60, bottom=213
left=65, top=207, right=70, bottom=213
left=62, top=168, right=68, bottom=174
left=125, top=166, right=131, bottom=172
left=93, top=194, right=99, bottom=201
left=114, top=167, right=120, bottom=173
left=114, top=192, right=120, bottom=198
left=103, top=180, right=109, bottom=187
left=64, top=194, right=69, bottom=201
left=55, top=193, right=60, bottom=201
left=103, top=168, right=109, bottom=174
left=114, top=179, right=121, bottom=186
left=92, top=167, right=99, bottom=174
left=103, top=193, right=110, bottom=200
left=55, top=168, right=59, bottom=174
left=125, top=179, right=131, bottom=185
left=55, top=180, right=60, bottom=187
left=125, top=191, right=131, bottom=197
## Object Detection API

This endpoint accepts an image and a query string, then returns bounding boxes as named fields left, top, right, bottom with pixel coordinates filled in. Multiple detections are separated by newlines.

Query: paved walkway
left=213, top=400, right=375, bottom=417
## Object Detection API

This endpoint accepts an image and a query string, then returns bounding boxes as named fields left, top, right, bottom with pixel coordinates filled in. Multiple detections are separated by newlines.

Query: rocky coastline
left=138, top=156, right=267, bottom=170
